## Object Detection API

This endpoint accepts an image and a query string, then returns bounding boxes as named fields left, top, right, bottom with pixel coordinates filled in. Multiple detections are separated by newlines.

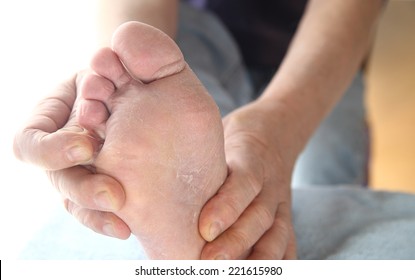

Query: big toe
left=111, top=21, right=186, bottom=83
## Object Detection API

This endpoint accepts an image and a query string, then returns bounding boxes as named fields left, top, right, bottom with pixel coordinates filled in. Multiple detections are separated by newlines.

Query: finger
left=15, top=127, right=100, bottom=170
left=13, top=74, right=99, bottom=169
left=47, top=166, right=125, bottom=211
left=283, top=234, right=298, bottom=260
left=64, top=199, right=131, bottom=239
left=201, top=196, right=276, bottom=260
left=247, top=202, right=296, bottom=260
left=199, top=163, right=263, bottom=242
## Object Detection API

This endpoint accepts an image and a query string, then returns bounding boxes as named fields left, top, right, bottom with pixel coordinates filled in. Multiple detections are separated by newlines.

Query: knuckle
left=245, top=173, right=263, bottom=196
left=217, top=174, right=263, bottom=223
left=13, top=129, right=42, bottom=164
left=253, top=247, right=280, bottom=260
left=65, top=200, right=106, bottom=234
left=218, top=192, right=244, bottom=222
left=253, top=204, right=275, bottom=231
left=79, top=210, right=102, bottom=232
left=273, top=215, right=291, bottom=240
left=12, top=131, right=23, bottom=161
left=226, top=229, right=252, bottom=254
left=72, top=172, right=100, bottom=206
left=47, top=170, right=64, bottom=195
left=49, top=169, right=90, bottom=206
left=79, top=211, right=93, bottom=228
left=63, top=198, right=74, bottom=214
left=76, top=175, right=92, bottom=196
left=93, top=174, right=114, bottom=190
left=65, top=200, right=87, bottom=227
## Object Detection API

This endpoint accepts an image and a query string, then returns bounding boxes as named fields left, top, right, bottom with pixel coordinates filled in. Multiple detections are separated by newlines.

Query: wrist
left=252, top=97, right=309, bottom=165
left=257, top=73, right=340, bottom=159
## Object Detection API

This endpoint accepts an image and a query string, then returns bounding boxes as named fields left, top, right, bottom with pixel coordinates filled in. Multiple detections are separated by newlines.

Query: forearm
left=259, top=0, right=384, bottom=159
left=96, top=0, right=179, bottom=46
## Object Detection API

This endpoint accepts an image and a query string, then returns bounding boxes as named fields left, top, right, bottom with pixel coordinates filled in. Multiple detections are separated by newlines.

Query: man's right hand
left=13, top=73, right=131, bottom=239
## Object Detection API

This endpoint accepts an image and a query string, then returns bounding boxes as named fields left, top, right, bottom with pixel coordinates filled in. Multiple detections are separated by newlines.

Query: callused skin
left=78, top=22, right=228, bottom=259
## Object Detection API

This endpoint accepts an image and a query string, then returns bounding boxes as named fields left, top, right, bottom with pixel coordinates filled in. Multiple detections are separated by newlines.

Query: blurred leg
left=177, top=3, right=254, bottom=116
left=292, top=72, right=369, bottom=187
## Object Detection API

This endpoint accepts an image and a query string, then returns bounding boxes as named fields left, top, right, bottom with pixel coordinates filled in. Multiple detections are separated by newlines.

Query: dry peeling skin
left=81, top=22, right=228, bottom=259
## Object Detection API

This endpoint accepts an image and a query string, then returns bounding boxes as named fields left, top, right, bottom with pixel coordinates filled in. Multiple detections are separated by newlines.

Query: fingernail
left=94, top=191, right=115, bottom=210
left=103, top=223, right=116, bottom=238
left=214, top=254, right=228, bottom=260
left=67, top=145, right=91, bottom=163
left=208, top=222, right=222, bottom=241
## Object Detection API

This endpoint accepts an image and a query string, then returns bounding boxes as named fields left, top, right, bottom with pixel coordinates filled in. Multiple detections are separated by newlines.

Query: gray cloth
left=19, top=186, right=415, bottom=259
left=294, top=186, right=415, bottom=259
left=177, top=3, right=369, bottom=187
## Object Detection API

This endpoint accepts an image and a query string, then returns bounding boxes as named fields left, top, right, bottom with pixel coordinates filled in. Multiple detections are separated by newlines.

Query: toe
left=78, top=73, right=114, bottom=138
left=111, top=21, right=186, bottom=83
left=77, top=99, right=108, bottom=139
left=90, top=47, right=132, bottom=88
left=80, top=73, right=115, bottom=102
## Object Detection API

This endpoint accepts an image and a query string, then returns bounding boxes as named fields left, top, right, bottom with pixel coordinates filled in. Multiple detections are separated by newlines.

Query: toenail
left=67, top=145, right=91, bottom=163
left=103, top=223, right=116, bottom=238
left=94, top=191, right=115, bottom=210
left=208, top=222, right=222, bottom=241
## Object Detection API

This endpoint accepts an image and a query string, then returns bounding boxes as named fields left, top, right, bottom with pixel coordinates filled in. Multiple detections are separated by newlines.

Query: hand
left=199, top=99, right=297, bottom=259
left=13, top=73, right=131, bottom=239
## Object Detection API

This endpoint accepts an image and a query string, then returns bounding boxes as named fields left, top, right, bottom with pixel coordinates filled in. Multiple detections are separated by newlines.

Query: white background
left=0, top=0, right=98, bottom=259
left=3, top=260, right=414, bottom=279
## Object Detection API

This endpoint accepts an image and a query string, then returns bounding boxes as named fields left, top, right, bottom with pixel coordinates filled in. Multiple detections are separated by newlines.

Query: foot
left=77, top=22, right=227, bottom=259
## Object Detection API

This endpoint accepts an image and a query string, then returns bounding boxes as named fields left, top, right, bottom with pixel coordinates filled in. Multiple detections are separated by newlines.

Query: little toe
left=111, top=21, right=186, bottom=83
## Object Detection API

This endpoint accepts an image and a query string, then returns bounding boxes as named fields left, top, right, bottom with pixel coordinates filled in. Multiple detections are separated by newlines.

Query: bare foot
left=77, top=22, right=227, bottom=259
